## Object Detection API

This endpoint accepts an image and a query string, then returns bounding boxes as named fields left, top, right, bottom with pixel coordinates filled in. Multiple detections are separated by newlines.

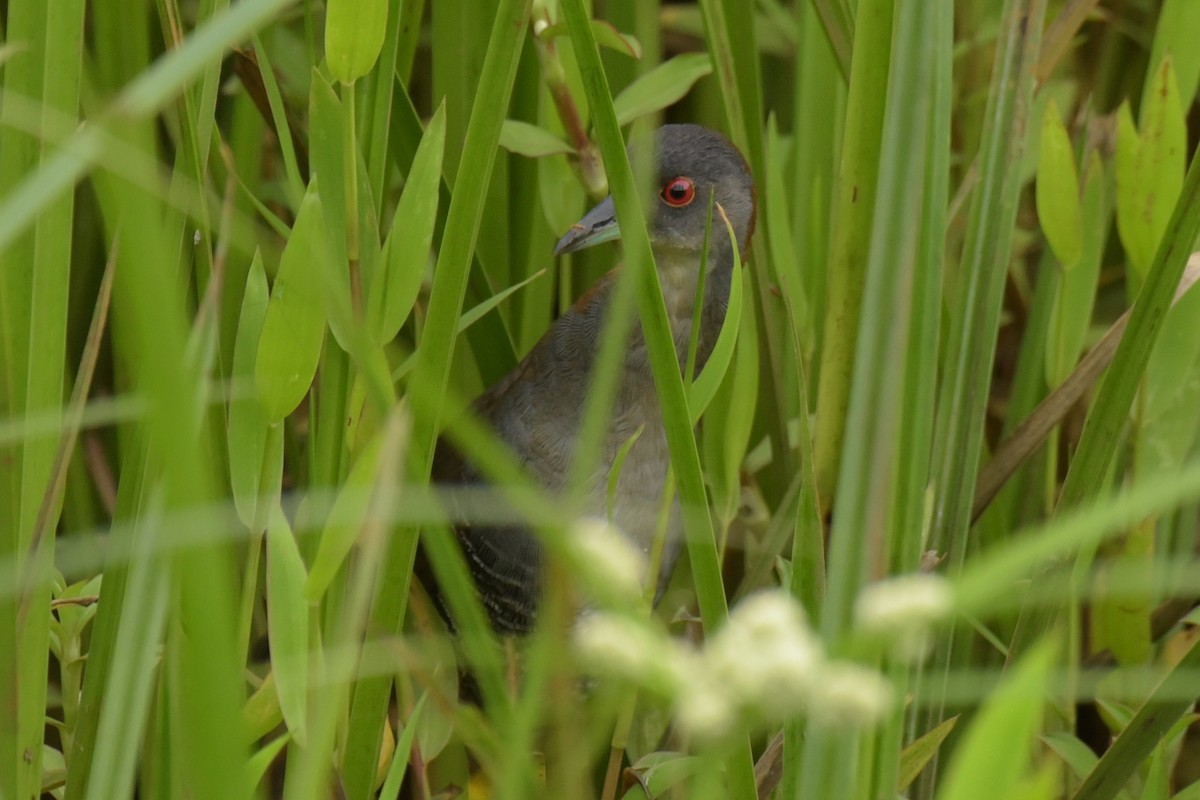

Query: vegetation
left=3, top=0, right=1200, bottom=798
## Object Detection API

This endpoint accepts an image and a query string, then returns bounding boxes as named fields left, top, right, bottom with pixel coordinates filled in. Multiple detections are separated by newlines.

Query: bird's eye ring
left=661, top=177, right=695, bottom=208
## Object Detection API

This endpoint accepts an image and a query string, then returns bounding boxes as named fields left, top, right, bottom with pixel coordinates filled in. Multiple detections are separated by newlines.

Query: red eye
left=661, top=177, right=695, bottom=207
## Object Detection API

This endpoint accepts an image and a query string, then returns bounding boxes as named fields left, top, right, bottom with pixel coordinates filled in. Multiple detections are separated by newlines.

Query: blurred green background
left=4, top=0, right=1200, bottom=798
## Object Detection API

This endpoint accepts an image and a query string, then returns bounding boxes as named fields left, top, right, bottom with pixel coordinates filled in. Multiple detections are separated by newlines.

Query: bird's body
left=430, top=125, right=754, bottom=634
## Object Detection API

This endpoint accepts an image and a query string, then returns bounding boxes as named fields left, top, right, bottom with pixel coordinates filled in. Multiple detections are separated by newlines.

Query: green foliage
left=255, top=182, right=331, bottom=422
left=1045, top=151, right=1105, bottom=388
left=229, top=254, right=274, bottom=528
left=1116, top=59, right=1187, bottom=281
left=1036, top=99, right=1083, bottom=268
left=611, top=53, right=713, bottom=127
left=898, top=715, right=958, bottom=792
left=368, top=103, right=446, bottom=344
left=4, top=1, right=1200, bottom=799
left=265, top=503, right=310, bottom=745
left=325, top=0, right=389, bottom=84
left=936, top=641, right=1055, bottom=800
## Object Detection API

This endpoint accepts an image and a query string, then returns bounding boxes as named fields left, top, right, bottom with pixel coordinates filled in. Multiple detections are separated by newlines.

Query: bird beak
left=553, top=195, right=620, bottom=256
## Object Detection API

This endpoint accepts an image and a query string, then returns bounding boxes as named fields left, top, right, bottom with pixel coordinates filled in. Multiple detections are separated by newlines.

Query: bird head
left=552, top=124, right=756, bottom=265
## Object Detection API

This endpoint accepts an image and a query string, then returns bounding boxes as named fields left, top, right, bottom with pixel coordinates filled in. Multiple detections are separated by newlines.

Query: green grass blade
left=822, top=0, right=934, bottom=634
left=255, top=183, right=331, bottom=421
left=807, top=0, right=853, bottom=80
left=1058, top=145, right=1200, bottom=511
left=698, top=0, right=795, bottom=504
left=1069, top=635, right=1200, bottom=800
left=798, top=0, right=939, bottom=795
left=229, top=254, right=272, bottom=528
left=810, top=0, right=893, bottom=507
left=13, top=0, right=87, bottom=795
left=560, top=2, right=757, bottom=798
left=368, top=103, right=445, bottom=344
left=927, top=0, right=1046, bottom=569
left=339, top=1, right=530, bottom=793
left=266, top=503, right=310, bottom=745
left=936, top=641, right=1055, bottom=800
left=0, top=0, right=298, bottom=254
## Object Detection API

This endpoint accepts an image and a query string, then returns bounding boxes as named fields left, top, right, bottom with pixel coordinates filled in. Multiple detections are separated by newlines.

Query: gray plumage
left=429, top=124, right=756, bottom=634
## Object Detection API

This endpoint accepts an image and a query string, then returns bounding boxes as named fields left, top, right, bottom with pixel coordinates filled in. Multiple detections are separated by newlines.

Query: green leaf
left=611, top=53, right=713, bottom=127
left=811, top=0, right=898, bottom=512
left=53, top=575, right=103, bottom=644
left=499, top=119, right=576, bottom=158
left=624, top=751, right=703, bottom=797
left=303, top=434, right=384, bottom=601
left=1057, top=88, right=1200, bottom=513
left=1144, top=0, right=1200, bottom=111
left=1095, top=699, right=1135, bottom=734
left=1089, top=522, right=1161, bottom=666
left=325, top=0, right=388, bottom=83
left=1142, top=280, right=1200, bottom=427
left=367, top=103, right=446, bottom=344
left=352, top=145, right=384, bottom=322
left=308, top=69, right=355, bottom=348
left=251, top=34, right=306, bottom=206
left=1115, top=59, right=1187, bottom=279
left=1035, top=99, right=1083, bottom=267
left=1136, top=282, right=1200, bottom=478
left=1002, top=761, right=1060, bottom=800
left=540, top=20, right=643, bottom=59
left=763, top=115, right=808, bottom=339
left=687, top=230, right=743, bottom=424
left=701, top=293, right=758, bottom=525
left=228, top=253, right=272, bottom=528
left=538, top=147, right=586, bottom=235
left=377, top=694, right=428, bottom=800
left=1045, top=151, right=1105, bottom=386
left=1071, top=636, right=1200, bottom=800
left=607, top=425, right=644, bottom=522
left=255, top=182, right=330, bottom=421
left=389, top=269, right=548, bottom=382
left=898, top=716, right=958, bottom=791
left=1043, top=732, right=1104, bottom=785
left=244, top=672, right=284, bottom=742
left=405, top=633, right=458, bottom=764
left=1139, top=57, right=1187, bottom=267
left=455, top=268, right=547, bottom=331
left=40, top=744, right=65, bottom=796
left=1142, top=743, right=1169, bottom=800
left=589, top=19, right=642, bottom=59
left=936, top=640, right=1054, bottom=800
left=658, top=4, right=797, bottom=60
left=266, top=504, right=310, bottom=746
left=248, top=733, right=291, bottom=790
left=1113, top=101, right=1142, bottom=271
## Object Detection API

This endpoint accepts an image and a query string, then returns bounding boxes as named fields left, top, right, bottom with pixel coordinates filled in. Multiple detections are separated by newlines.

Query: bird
left=426, top=124, right=756, bottom=635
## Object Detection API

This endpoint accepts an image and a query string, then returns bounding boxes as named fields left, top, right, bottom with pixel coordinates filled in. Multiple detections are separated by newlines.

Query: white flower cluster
left=568, top=518, right=647, bottom=603
left=573, top=612, right=695, bottom=698
left=573, top=589, right=894, bottom=744
left=854, top=573, right=954, bottom=662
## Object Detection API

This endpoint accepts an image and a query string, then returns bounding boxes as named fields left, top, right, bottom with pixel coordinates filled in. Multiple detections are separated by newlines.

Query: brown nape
left=728, top=131, right=756, bottom=251
left=569, top=267, right=619, bottom=314
left=743, top=175, right=758, bottom=253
